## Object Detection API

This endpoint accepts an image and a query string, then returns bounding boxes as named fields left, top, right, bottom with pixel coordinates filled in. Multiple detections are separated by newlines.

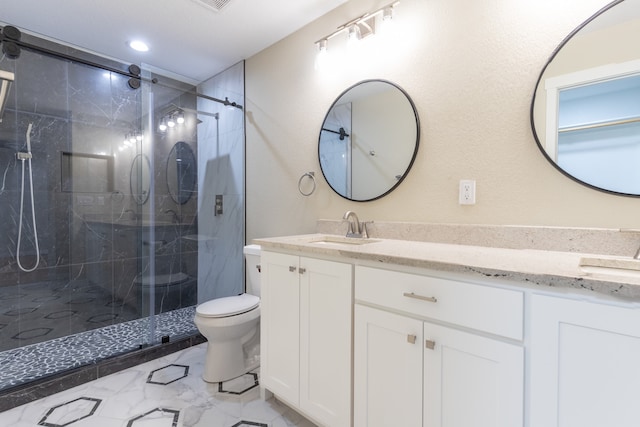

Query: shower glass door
left=0, top=30, right=200, bottom=391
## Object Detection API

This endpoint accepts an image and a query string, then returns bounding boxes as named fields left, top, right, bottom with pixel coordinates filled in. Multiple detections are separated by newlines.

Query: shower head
left=0, top=69, right=15, bottom=123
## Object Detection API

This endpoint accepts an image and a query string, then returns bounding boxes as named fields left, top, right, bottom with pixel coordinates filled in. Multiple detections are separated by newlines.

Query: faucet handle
left=361, top=221, right=371, bottom=239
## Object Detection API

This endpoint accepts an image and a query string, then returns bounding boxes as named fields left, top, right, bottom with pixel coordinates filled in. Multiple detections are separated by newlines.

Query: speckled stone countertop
left=253, top=233, right=640, bottom=301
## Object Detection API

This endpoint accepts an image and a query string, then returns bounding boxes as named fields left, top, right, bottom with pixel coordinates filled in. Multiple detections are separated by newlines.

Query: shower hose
left=16, top=123, right=40, bottom=272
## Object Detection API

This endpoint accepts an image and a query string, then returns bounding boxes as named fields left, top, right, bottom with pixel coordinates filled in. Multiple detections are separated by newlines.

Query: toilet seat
left=135, top=272, right=189, bottom=288
left=196, top=294, right=259, bottom=318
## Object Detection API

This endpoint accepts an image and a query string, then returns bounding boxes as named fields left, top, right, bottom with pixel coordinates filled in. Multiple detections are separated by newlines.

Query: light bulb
left=167, top=115, right=176, bottom=128
left=348, top=25, right=360, bottom=42
left=317, top=39, right=327, bottom=53
left=176, top=111, right=185, bottom=124
left=159, top=118, right=167, bottom=132
left=315, top=40, right=329, bottom=71
left=383, top=6, right=394, bottom=21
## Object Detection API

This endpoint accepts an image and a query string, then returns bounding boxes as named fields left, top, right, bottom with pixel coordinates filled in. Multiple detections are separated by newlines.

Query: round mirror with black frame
left=130, top=153, right=151, bottom=205
left=166, top=141, right=197, bottom=205
left=531, top=0, right=640, bottom=197
left=318, top=79, right=420, bottom=201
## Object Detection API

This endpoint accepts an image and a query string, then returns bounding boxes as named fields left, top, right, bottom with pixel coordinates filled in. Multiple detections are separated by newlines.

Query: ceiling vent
left=191, top=0, right=234, bottom=12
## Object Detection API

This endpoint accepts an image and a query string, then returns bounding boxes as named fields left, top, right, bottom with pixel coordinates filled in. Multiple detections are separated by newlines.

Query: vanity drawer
left=355, top=266, right=523, bottom=340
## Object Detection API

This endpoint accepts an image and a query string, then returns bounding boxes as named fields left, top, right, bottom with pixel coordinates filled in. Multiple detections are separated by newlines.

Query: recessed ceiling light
left=128, top=40, right=149, bottom=52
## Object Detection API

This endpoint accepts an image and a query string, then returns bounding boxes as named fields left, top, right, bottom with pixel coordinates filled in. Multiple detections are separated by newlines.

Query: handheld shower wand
left=16, top=123, right=40, bottom=272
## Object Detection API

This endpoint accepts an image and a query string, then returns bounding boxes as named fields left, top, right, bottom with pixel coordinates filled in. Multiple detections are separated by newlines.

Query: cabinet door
left=354, top=305, right=423, bottom=427
left=530, top=294, right=640, bottom=427
left=423, top=323, right=523, bottom=427
left=260, top=251, right=300, bottom=405
left=299, top=257, right=352, bottom=427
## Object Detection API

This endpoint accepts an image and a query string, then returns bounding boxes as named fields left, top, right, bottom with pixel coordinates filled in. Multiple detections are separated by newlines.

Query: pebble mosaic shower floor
left=0, top=306, right=198, bottom=390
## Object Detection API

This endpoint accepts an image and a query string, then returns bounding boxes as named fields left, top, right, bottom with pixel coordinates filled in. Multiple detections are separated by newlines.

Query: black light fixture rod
left=0, top=32, right=148, bottom=83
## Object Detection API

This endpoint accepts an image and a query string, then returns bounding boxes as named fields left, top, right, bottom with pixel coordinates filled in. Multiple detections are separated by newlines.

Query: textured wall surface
left=245, top=0, right=639, bottom=242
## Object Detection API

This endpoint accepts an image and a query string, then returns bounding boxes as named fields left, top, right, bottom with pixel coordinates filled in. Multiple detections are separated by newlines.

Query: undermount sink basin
left=579, top=256, right=640, bottom=279
left=308, top=235, right=380, bottom=246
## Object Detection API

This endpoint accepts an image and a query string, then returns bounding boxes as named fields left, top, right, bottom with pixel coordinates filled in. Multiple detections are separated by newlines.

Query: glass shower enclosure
left=0, top=25, right=245, bottom=392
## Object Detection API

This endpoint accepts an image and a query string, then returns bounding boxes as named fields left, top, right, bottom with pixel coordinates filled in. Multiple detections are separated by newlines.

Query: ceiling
left=0, top=0, right=348, bottom=83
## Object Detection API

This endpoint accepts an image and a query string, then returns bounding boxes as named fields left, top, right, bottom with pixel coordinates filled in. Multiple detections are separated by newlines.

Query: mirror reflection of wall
left=531, top=0, right=640, bottom=196
left=556, top=74, right=640, bottom=194
left=352, top=87, right=417, bottom=200
left=130, top=153, right=151, bottom=205
left=318, top=80, right=419, bottom=201
left=167, top=141, right=197, bottom=205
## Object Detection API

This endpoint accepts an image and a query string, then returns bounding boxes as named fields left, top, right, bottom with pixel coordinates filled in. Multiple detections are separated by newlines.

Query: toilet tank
left=243, top=244, right=261, bottom=298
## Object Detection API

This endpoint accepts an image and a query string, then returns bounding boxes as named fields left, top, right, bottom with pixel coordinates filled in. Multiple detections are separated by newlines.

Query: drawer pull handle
left=403, top=292, right=438, bottom=303
left=289, top=266, right=297, bottom=272
left=425, top=340, right=436, bottom=350
left=299, top=268, right=306, bottom=274
left=407, top=334, right=417, bottom=344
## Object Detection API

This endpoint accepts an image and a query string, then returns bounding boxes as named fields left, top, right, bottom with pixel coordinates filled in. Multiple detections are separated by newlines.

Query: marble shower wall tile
left=197, top=62, right=245, bottom=302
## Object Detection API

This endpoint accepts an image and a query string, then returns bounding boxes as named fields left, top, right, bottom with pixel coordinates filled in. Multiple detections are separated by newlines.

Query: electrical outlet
left=459, top=180, right=476, bottom=205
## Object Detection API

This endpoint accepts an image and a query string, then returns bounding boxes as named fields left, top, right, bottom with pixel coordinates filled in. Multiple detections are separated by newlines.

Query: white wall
left=245, top=0, right=639, bottom=242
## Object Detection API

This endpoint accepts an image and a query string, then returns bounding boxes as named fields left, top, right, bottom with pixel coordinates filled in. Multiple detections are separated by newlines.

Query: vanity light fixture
left=382, top=5, right=395, bottom=22
left=317, top=39, right=328, bottom=54
left=348, top=24, right=361, bottom=42
left=314, top=1, right=399, bottom=53
left=158, top=117, right=168, bottom=132
left=123, top=131, right=142, bottom=147
left=157, top=108, right=185, bottom=131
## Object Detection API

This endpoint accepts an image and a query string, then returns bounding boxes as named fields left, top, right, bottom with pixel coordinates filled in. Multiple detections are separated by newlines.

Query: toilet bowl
left=194, top=244, right=261, bottom=382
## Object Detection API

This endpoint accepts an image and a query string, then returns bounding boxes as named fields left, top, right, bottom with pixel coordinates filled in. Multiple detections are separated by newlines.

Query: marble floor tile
left=0, top=344, right=317, bottom=427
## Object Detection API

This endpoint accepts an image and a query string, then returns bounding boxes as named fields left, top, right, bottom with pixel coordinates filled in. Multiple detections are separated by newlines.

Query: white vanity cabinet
left=354, top=266, right=524, bottom=427
left=530, top=294, right=640, bottom=427
left=260, top=250, right=353, bottom=427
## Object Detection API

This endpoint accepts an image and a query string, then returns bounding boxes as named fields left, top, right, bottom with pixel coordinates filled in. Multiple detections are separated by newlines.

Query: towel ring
left=298, top=172, right=316, bottom=196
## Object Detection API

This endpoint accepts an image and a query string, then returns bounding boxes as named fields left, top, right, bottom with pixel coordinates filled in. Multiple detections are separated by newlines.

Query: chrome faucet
left=343, top=211, right=368, bottom=238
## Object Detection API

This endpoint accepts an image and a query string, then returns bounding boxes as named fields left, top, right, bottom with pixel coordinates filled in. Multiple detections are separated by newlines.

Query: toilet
left=194, top=244, right=261, bottom=383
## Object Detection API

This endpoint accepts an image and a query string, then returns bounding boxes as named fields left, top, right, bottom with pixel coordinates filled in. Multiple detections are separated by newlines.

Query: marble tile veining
left=0, top=344, right=317, bottom=427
